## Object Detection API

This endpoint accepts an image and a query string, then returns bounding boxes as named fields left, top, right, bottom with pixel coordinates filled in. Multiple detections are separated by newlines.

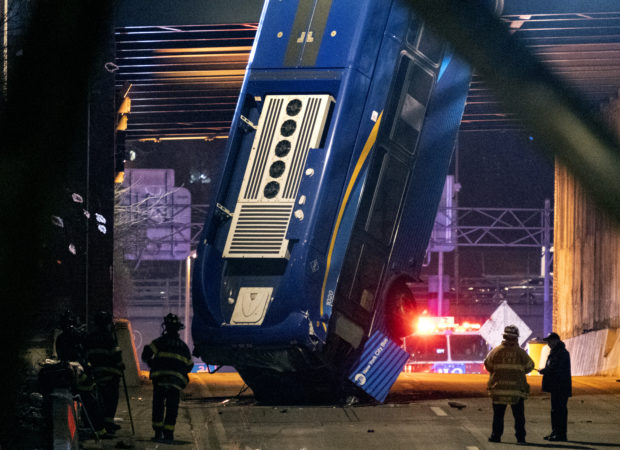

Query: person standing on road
left=55, top=310, right=110, bottom=440
left=141, top=314, right=193, bottom=442
left=538, top=332, right=572, bottom=442
left=85, top=310, right=124, bottom=435
left=484, top=325, right=535, bottom=445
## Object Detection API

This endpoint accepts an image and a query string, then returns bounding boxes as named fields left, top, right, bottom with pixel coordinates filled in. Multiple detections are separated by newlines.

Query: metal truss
left=190, top=204, right=210, bottom=248
left=428, top=200, right=554, bottom=334
left=132, top=202, right=554, bottom=255
left=429, top=203, right=553, bottom=249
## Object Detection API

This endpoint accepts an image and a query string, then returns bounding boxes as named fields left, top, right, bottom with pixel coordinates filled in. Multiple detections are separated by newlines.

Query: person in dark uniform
left=55, top=310, right=87, bottom=364
left=484, top=325, right=535, bottom=445
left=55, top=310, right=110, bottom=440
left=539, top=332, right=572, bottom=442
left=85, top=310, right=124, bottom=434
left=141, top=314, right=193, bottom=442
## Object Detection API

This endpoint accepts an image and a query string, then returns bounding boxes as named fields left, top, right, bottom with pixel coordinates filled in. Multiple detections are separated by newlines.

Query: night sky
left=421, top=129, right=555, bottom=282
left=458, top=131, right=554, bottom=209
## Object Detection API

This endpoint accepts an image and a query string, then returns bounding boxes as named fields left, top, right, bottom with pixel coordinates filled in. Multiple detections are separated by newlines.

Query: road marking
left=431, top=406, right=448, bottom=416
left=190, top=375, right=229, bottom=448
left=461, top=411, right=494, bottom=447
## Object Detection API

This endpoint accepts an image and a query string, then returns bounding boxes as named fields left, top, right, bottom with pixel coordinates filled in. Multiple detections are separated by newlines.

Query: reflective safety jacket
left=141, top=332, right=193, bottom=390
left=86, top=328, right=124, bottom=383
left=484, top=339, right=534, bottom=404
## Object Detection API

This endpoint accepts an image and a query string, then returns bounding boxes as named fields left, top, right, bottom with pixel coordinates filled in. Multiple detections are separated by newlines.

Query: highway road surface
left=82, top=372, right=620, bottom=449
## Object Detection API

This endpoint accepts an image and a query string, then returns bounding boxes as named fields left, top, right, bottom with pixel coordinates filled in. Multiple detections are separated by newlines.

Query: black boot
left=548, top=435, right=567, bottom=441
left=163, top=430, right=174, bottom=441
left=153, top=429, right=164, bottom=441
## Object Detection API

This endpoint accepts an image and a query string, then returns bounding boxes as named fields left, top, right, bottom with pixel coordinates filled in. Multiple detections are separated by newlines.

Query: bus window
left=406, top=335, right=447, bottom=361
left=449, top=335, right=489, bottom=361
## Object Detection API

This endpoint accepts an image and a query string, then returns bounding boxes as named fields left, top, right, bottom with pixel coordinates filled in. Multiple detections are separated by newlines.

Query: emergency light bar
left=415, top=315, right=481, bottom=334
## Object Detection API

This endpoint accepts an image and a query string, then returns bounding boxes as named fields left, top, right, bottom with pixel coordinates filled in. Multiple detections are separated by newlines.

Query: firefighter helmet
left=94, top=310, right=113, bottom=327
left=503, top=325, right=520, bottom=339
left=60, top=309, right=77, bottom=330
left=163, top=313, right=184, bottom=331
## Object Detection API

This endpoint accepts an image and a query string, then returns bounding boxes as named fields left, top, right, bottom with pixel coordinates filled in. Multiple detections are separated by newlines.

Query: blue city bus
left=192, top=0, right=480, bottom=402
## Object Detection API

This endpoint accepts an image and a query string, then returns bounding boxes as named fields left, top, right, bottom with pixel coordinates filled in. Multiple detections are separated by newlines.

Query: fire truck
left=403, top=315, right=491, bottom=374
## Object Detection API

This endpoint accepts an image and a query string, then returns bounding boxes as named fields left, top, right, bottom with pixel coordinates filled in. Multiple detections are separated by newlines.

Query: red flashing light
left=415, top=314, right=481, bottom=334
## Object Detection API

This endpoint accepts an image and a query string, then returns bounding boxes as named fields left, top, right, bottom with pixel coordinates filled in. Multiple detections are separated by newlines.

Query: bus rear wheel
left=384, top=280, right=417, bottom=341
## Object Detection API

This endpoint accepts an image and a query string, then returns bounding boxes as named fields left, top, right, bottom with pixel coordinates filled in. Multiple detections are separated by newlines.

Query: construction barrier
left=114, top=318, right=142, bottom=386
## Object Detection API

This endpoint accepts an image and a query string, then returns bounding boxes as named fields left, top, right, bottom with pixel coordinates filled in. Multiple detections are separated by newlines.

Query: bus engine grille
left=224, top=203, right=294, bottom=257
left=223, top=94, right=333, bottom=259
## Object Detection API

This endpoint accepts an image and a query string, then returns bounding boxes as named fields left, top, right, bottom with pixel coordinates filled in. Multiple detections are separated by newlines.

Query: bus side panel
left=316, top=0, right=395, bottom=76
left=329, top=51, right=472, bottom=373
left=329, top=42, right=440, bottom=351
left=387, top=54, right=471, bottom=279
left=367, top=54, right=471, bottom=339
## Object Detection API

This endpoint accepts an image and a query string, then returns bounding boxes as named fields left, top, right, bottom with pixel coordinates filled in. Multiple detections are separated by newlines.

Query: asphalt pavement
left=80, top=373, right=620, bottom=450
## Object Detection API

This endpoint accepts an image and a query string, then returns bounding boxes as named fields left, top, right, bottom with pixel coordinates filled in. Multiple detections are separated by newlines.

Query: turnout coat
left=142, top=332, right=193, bottom=390
left=484, top=339, right=535, bottom=404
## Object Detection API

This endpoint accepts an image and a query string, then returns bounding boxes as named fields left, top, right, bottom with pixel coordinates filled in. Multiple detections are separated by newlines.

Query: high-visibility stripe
left=149, top=343, right=158, bottom=353
left=493, top=364, right=528, bottom=371
left=152, top=421, right=164, bottom=428
left=156, top=381, right=183, bottom=390
left=158, top=351, right=192, bottom=365
left=492, top=389, right=526, bottom=397
left=495, top=380, right=519, bottom=386
left=163, top=424, right=175, bottom=431
left=76, top=374, right=95, bottom=391
left=94, top=376, right=115, bottom=383
left=151, top=370, right=188, bottom=384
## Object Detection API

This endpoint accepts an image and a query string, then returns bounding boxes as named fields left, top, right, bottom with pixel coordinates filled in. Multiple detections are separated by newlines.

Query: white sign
left=429, top=175, right=458, bottom=252
left=480, top=300, right=532, bottom=348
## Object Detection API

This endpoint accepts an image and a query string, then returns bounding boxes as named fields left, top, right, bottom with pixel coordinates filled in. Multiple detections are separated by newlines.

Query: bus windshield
left=450, top=334, right=489, bottom=361
left=406, top=335, right=448, bottom=361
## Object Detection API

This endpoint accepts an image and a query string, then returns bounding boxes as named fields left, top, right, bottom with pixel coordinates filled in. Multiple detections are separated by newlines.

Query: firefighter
left=55, top=310, right=87, bottom=364
left=85, top=310, right=124, bottom=434
left=141, top=313, right=193, bottom=442
left=55, top=310, right=110, bottom=440
left=484, top=325, right=534, bottom=445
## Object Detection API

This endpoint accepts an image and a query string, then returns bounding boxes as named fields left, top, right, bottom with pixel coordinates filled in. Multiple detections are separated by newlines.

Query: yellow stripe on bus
left=320, top=112, right=383, bottom=317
